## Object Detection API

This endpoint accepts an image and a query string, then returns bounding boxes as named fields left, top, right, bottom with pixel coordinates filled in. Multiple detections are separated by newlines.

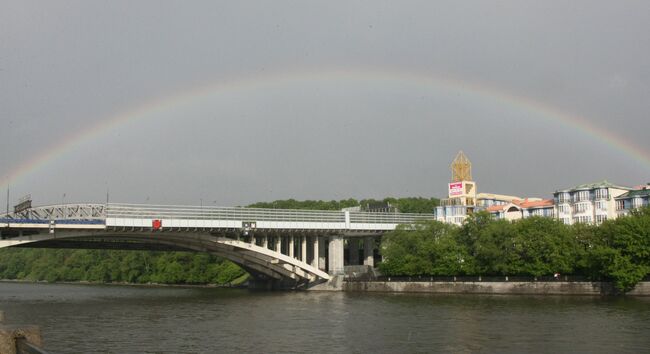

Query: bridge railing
left=107, top=204, right=435, bottom=224
left=2, top=203, right=436, bottom=225
left=349, top=211, right=434, bottom=224
left=1, top=204, right=106, bottom=222
left=106, top=203, right=346, bottom=222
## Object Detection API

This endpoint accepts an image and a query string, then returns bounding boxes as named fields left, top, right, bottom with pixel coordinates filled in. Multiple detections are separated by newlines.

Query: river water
left=1, top=282, right=649, bottom=353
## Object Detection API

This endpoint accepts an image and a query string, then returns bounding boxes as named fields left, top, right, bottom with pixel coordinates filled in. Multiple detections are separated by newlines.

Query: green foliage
left=589, top=208, right=650, bottom=292
left=248, top=197, right=439, bottom=214
left=0, top=249, right=245, bottom=285
left=372, top=197, right=440, bottom=214
left=380, top=221, right=470, bottom=276
left=247, top=199, right=360, bottom=210
left=380, top=207, right=650, bottom=293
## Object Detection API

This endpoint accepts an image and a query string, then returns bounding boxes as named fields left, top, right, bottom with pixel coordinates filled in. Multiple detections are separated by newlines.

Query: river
left=1, top=282, right=649, bottom=353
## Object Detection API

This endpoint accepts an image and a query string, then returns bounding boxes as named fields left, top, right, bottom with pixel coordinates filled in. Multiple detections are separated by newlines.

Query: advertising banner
left=449, top=182, right=463, bottom=196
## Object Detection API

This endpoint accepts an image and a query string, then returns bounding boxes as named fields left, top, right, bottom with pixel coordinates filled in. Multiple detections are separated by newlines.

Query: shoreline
left=3, top=278, right=650, bottom=296
left=0, top=279, right=248, bottom=289
left=342, top=280, right=650, bottom=296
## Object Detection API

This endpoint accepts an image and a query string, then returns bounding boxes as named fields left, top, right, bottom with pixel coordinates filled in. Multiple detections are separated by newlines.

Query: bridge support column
left=349, top=238, right=359, bottom=265
left=328, top=235, right=344, bottom=275
left=318, top=236, right=327, bottom=271
left=301, top=236, right=307, bottom=263
left=311, top=236, right=319, bottom=268
left=289, top=236, right=294, bottom=258
left=363, top=236, right=374, bottom=267
left=262, top=235, right=268, bottom=249
left=275, top=236, right=281, bottom=253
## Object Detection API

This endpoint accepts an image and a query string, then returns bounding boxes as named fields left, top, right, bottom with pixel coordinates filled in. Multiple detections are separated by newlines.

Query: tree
left=593, top=208, right=650, bottom=292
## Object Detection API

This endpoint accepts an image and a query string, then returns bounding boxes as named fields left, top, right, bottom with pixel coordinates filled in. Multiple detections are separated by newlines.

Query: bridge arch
left=0, top=231, right=330, bottom=288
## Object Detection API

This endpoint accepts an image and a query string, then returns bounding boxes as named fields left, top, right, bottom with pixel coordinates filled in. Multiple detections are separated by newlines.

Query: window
left=595, top=201, right=607, bottom=211
left=616, top=200, right=625, bottom=210
left=573, top=202, right=590, bottom=214
left=595, top=215, right=607, bottom=224
left=595, top=188, right=609, bottom=200
left=574, top=215, right=593, bottom=224
left=557, top=193, right=570, bottom=203
left=573, top=191, right=590, bottom=202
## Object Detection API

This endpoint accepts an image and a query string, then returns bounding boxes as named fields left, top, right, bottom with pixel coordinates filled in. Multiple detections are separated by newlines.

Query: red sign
left=449, top=182, right=463, bottom=196
left=152, top=219, right=162, bottom=230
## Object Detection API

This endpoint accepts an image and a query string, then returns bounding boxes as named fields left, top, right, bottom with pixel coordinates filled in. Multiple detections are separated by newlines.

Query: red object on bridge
left=152, top=219, right=162, bottom=230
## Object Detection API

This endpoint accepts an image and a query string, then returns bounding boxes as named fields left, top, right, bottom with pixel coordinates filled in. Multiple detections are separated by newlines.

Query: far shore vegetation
left=380, top=207, right=650, bottom=292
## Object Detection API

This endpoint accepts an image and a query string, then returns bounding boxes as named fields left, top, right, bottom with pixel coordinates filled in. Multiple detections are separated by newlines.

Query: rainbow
left=2, top=67, right=649, bottom=191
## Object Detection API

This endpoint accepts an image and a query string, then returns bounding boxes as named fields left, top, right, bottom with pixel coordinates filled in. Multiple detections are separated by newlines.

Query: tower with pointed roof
left=447, top=151, right=476, bottom=206
left=451, top=150, right=472, bottom=182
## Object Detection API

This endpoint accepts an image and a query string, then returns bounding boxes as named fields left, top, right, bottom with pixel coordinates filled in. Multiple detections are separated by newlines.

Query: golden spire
left=451, top=150, right=472, bottom=182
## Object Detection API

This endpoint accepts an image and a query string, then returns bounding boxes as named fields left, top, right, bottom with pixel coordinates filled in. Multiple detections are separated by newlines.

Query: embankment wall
left=342, top=281, right=650, bottom=295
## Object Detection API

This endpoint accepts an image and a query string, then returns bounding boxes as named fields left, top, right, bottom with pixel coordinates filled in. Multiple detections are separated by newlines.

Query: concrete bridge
left=0, top=203, right=434, bottom=288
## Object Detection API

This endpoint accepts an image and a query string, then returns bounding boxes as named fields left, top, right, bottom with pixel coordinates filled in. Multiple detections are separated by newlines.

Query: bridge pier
left=311, top=236, right=318, bottom=268
left=328, top=235, right=344, bottom=275
left=301, top=236, right=307, bottom=263
left=318, top=236, right=327, bottom=271
left=289, top=236, right=294, bottom=258
left=275, top=236, right=281, bottom=253
left=363, top=236, right=374, bottom=267
left=348, top=239, right=359, bottom=265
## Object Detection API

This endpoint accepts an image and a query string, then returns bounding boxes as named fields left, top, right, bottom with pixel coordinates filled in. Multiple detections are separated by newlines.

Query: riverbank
left=343, top=280, right=650, bottom=295
left=0, top=277, right=249, bottom=289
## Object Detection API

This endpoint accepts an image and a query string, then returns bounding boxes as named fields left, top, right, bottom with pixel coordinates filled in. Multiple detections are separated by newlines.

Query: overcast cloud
left=1, top=1, right=649, bottom=207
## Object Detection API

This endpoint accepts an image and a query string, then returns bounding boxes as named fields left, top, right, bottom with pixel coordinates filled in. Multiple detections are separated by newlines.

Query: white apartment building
left=553, top=181, right=632, bottom=225
left=615, top=185, right=650, bottom=217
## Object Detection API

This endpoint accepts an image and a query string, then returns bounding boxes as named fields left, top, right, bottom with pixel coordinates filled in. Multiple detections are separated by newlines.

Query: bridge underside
left=0, top=229, right=382, bottom=289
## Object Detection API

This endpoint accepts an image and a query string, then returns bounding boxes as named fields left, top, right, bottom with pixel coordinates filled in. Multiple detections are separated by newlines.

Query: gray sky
left=1, top=1, right=649, bottom=207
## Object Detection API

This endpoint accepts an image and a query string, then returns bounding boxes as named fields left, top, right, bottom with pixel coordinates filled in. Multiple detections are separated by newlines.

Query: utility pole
left=5, top=183, right=9, bottom=229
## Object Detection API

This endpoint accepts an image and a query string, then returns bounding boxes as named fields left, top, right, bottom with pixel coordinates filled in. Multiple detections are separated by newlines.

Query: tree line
left=248, top=196, right=440, bottom=214
left=0, top=249, right=246, bottom=285
left=379, top=207, right=650, bottom=292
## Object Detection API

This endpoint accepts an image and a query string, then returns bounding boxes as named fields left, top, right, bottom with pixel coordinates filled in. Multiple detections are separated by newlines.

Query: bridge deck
left=2, top=203, right=435, bottom=233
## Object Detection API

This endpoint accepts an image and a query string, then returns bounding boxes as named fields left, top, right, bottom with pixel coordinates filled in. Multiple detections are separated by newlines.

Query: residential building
left=615, top=184, right=650, bottom=217
left=434, top=152, right=642, bottom=226
left=553, top=181, right=631, bottom=225
left=485, top=199, right=554, bottom=221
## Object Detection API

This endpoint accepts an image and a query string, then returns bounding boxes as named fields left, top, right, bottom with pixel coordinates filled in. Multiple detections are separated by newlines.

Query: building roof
left=486, top=205, right=508, bottom=213
left=514, top=199, right=555, bottom=209
left=477, top=193, right=523, bottom=202
left=555, top=180, right=632, bottom=193
left=615, top=188, right=650, bottom=200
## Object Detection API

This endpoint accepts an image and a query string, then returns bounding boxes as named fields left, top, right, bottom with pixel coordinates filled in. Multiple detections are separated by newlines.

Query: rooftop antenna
left=5, top=182, right=9, bottom=217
